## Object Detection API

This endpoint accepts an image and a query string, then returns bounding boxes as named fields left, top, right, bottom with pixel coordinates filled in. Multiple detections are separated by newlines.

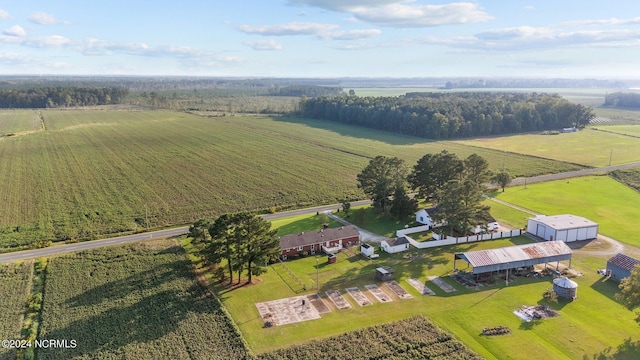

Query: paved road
left=0, top=200, right=374, bottom=263
left=3, top=161, right=639, bottom=264
left=511, top=161, right=640, bottom=186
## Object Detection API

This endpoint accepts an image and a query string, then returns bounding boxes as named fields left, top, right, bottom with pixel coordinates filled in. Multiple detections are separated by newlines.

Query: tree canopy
left=357, top=156, right=407, bottom=212
left=616, top=265, right=640, bottom=325
left=299, top=92, right=595, bottom=139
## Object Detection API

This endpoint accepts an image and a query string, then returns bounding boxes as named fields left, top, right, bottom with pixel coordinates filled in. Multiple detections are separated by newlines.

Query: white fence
left=396, top=227, right=522, bottom=249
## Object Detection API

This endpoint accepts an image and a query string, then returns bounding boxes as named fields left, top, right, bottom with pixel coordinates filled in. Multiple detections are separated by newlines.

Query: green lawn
left=482, top=199, right=532, bottom=229
left=215, top=234, right=639, bottom=359
left=496, top=175, right=640, bottom=247
left=456, top=127, right=640, bottom=167
left=271, top=213, right=343, bottom=236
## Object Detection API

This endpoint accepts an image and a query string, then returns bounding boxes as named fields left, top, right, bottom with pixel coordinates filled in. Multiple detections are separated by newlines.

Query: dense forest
left=266, top=85, right=343, bottom=97
left=604, top=92, right=640, bottom=109
left=0, top=87, right=129, bottom=108
left=299, top=92, right=595, bottom=139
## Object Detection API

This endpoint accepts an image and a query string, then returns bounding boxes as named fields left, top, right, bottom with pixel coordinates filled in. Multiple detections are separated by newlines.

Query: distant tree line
left=0, top=87, right=128, bottom=108
left=299, top=92, right=595, bottom=139
left=604, top=92, right=640, bottom=109
left=267, top=85, right=343, bottom=97
left=443, top=78, right=628, bottom=89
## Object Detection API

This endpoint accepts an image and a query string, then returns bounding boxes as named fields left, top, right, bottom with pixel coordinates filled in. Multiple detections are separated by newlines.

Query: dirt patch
left=427, top=276, right=457, bottom=293
left=307, top=294, right=330, bottom=313
left=346, top=287, right=373, bottom=306
left=325, top=290, right=352, bottom=309
left=406, top=278, right=436, bottom=296
left=385, top=280, right=413, bottom=299
left=364, top=284, right=393, bottom=303
left=514, top=305, right=560, bottom=322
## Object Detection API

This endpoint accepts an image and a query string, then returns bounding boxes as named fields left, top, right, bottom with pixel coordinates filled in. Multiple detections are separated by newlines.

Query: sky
left=1, top=0, right=639, bottom=78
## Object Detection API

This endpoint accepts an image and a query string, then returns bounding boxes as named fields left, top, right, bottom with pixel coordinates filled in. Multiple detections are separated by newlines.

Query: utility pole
left=145, top=204, right=149, bottom=230
left=316, top=256, right=319, bottom=295
left=609, top=148, right=613, bottom=166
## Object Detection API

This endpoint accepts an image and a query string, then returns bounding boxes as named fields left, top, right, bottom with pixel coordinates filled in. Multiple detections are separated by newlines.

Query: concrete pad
left=427, top=276, right=456, bottom=293
left=406, top=278, right=436, bottom=296
left=364, top=284, right=393, bottom=303
left=255, top=295, right=321, bottom=326
left=346, top=287, right=373, bottom=306
left=384, top=280, right=413, bottom=299
left=325, top=290, right=352, bottom=309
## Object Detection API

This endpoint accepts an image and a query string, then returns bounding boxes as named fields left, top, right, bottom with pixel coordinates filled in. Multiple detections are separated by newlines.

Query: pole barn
left=526, top=214, right=598, bottom=242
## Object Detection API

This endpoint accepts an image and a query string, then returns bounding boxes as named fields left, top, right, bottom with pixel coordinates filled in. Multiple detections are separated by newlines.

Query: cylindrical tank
left=553, top=277, right=578, bottom=300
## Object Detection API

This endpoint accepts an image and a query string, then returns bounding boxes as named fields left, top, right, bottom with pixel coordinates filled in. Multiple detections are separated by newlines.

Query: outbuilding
left=553, top=277, right=578, bottom=300
left=606, top=253, right=640, bottom=282
left=527, top=214, right=598, bottom=242
left=361, top=243, right=375, bottom=257
left=381, top=237, right=410, bottom=254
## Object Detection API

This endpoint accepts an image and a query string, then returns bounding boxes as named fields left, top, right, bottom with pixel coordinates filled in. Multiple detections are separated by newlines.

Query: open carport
left=453, top=241, right=573, bottom=278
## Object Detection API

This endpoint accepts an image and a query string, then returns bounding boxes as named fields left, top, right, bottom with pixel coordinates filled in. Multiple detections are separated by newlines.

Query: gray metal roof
left=455, top=241, right=573, bottom=274
left=528, top=214, right=597, bottom=230
left=385, top=236, right=409, bottom=247
left=607, top=253, right=640, bottom=272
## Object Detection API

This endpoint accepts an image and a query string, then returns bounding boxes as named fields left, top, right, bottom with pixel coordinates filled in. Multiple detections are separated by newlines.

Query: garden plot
left=385, top=281, right=413, bottom=299
left=346, top=287, right=373, bottom=306
left=406, top=278, right=436, bottom=296
left=307, top=294, right=330, bottom=313
left=256, top=295, right=322, bottom=326
left=427, top=276, right=456, bottom=293
left=364, top=284, right=393, bottom=303
left=325, top=290, right=352, bottom=310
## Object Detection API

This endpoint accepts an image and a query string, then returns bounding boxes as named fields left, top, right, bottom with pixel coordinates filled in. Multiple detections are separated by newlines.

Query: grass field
left=496, top=175, right=640, bottom=247
left=0, top=109, right=582, bottom=251
left=0, top=261, right=33, bottom=360
left=0, top=109, right=41, bottom=135
left=37, top=239, right=251, bottom=360
left=456, top=126, right=640, bottom=167
left=215, top=231, right=638, bottom=359
left=593, top=125, right=640, bottom=137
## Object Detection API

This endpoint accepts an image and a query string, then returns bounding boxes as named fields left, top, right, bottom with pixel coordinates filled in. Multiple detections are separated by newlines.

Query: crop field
left=37, top=239, right=251, bottom=360
left=0, top=109, right=41, bottom=135
left=0, top=109, right=582, bottom=251
left=455, top=126, right=640, bottom=167
left=496, top=175, right=640, bottom=247
left=592, top=124, right=640, bottom=137
left=0, top=261, right=33, bottom=360
left=257, top=315, right=481, bottom=359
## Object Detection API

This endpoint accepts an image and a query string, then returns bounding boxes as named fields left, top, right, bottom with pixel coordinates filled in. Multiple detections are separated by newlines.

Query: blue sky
left=1, top=0, right=639, bottom=78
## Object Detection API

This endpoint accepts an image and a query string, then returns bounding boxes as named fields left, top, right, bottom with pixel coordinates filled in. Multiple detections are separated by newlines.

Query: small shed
left=381, top=237, right=410, bottom=254
left=361, top=243, right=374, bottom=257
left=606, top=253, right=640, bottom=282
left=415, top=207, right=443, bottom=228
left=527, top=214, right=598, bottom=242
left=375, top=267, right=394, bottom=281
left=553, top=277, right=578, bottom=300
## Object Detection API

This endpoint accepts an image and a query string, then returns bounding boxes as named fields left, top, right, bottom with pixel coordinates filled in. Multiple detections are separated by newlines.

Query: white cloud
left=29, top=11, right=68, bottom=25
left=244, top=39, right=283, bottom=50
left=319, top=29, right=381, bottom=40
left=3, top=25, right=26, bottom=37
left=23, top=35, right=72, bottom=47
left=288, top=1, right=493, bottom=27
left=0, top=9, right=9, bottom=20
left=238, top=22, right=338, bottom=36
left=563, top=17, right=640, bottom=27
left=349, top=2, right=493, bottom=27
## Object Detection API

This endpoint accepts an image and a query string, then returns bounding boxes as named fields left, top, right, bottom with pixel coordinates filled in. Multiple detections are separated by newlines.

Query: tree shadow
left=591, top=277, right=622, bottom=303
left=518, top=319, right=543, bottom=330
left=271, top=116, right=429, bottom=146
left=586, top=338, right=640, bottom=360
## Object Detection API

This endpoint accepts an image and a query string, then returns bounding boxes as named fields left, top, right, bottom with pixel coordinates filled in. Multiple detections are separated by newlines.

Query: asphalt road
left=0, top=200, right=373, bottom=263
left=2, top=161, right=639, bottom=263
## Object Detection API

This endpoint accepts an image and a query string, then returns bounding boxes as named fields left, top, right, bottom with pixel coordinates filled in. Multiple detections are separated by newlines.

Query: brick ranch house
left=279, top=225, right=360, bottom=259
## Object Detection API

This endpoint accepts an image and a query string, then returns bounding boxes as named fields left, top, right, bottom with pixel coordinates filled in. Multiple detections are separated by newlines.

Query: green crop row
left=36, top=239, right=251, bottom=359
left=0, top=261, right=33, bottom=360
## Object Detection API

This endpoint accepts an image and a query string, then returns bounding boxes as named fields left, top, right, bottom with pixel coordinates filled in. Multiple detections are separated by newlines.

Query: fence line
left=397, top=228, right=522, bottom=249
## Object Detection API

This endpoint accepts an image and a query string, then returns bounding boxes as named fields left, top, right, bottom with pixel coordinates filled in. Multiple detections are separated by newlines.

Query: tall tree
left=390, top=186, right=418, bottom=220
left=238, top=215, right=280, bottom=283
left=493, top=170, right=513, bottom=192
left=408, top=150, right=464, bottom=201
left=616, top=265, right=640, bottom=325
left=207, top=214, right=237, bottom=285
left=433, top=180, right=487, bottom=236
left=357, top=156, right=407, bottom=212
left=464, top=153, right=491, bottom=185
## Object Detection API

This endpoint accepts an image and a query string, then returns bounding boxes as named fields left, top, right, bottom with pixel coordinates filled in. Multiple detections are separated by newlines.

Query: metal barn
left=527, top=214, right=598, bottom=242
left=606, top=253, right=640, bottom=282
left=454, top=241, right=573, bottom=276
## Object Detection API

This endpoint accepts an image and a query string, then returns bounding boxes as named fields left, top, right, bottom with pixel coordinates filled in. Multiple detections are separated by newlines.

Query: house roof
left=455, top=241, right=573, bottom=274
left=385, top=237, right=409, bottom=247
left=279, top=225, right=359, bottom=249
left=416, top=207, right=438, bottom=216
left=553, top=277, right=578, bottom=288
left=528, top=214, right=598, bottom=230
left=607, top=253, right=640, bottom=272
